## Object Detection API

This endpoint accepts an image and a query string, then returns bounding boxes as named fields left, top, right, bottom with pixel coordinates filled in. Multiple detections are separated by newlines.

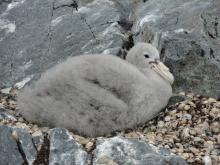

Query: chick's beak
left=149, top=60, right=174, bottom=85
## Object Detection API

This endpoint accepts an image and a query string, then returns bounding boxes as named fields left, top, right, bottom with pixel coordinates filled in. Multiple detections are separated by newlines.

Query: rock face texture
left=93, top=137, right=187, bottom=165
left=0, top=0, right=134, bottom=88
left=14, top=128, right=38, bottom=164
left=49, top=128, right=88, bottom=165
left=0, top=126, right=187, bottom=165
left=133, top=0, right=220, bottom=98
left=0, top=126, right=24, bottom=165
left=0, top=0, right=220, bottom=97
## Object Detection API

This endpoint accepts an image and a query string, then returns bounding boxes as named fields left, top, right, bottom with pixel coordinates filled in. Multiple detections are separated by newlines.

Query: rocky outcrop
left=93, top=137, right=187, bottom=165
left=0, top=126, right=187, bottom=165
left=49, top=128, right=89, bottom=165
left=0, top=108, right=17, bottom=121
left=0, top=126, right=24, bottom=165
left=133, top=0, right=220, bottom=98
left=0, top=0, right=134, bottom=89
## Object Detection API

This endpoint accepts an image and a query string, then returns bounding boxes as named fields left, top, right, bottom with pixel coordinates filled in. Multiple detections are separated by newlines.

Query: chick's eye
left=144, top=54, right=150, bottom=58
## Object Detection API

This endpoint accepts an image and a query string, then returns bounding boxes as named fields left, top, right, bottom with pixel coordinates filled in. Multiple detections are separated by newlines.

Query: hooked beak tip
left=149, top=61, right=174, bottom=85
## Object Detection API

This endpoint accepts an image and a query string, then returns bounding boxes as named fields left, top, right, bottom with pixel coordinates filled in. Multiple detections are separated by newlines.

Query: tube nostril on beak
left=149, top=60, right=159, bottom=65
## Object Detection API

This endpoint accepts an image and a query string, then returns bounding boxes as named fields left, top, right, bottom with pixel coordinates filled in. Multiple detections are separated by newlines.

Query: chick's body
left=18, top=44, right=172, bottom=137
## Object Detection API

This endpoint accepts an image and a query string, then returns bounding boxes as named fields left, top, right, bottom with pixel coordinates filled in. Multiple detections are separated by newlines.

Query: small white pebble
left=32, top=130, right=43, bottom=137
left=11, top=131, right=18, bottom=141
left=157, top=121, right=165, bottom=128
left=184, top=105, right=190, bottom=111
left=183, top=114, right=192, bottom=120
left=203, top=155, right=212, bottom=165
left=40, top=127, right=49, bottom=133
left=164, top=116, right=171, bottom=122
left=207, top=98, right=216, bottom=104
left=1, top=87, right=12, bottom=94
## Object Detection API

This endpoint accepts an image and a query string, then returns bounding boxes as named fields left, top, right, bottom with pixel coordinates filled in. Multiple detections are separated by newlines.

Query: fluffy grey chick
left=18, top=43, right=174, bottom=137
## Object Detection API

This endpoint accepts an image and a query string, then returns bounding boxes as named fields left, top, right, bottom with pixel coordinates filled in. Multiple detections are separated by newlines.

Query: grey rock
left=0, top=87, right=11, bottom=94
left=14, top=128, right=38, bottom=164
left=133, top=0, right=220, bottom=98
left=49, top=128, right=89, bottom=165
left=0, top=0, right=133, bottom=88
left=0, top=125, right=40, bottom=165
left=93, top=137, right=187, bottom=165
left=167, top=95, right=189, bottom=106
left=0, top=125, right=24, bottom=165
left=0, top=0, right=12, bottom=14
left=0, top=108, right=17, bottom=121
left=32, top=134, right=44, bottom=151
